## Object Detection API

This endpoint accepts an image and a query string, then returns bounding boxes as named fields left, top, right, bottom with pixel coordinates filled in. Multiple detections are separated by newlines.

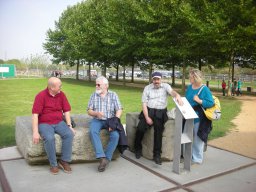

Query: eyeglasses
left=96, top=84, right=101, bottom=87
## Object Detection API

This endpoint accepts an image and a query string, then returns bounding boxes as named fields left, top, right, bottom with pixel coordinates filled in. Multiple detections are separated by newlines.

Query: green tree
left=201, top=0, right=256, bottom=81
left=43, top=0, right=256, bottom=84
left=44, top=4, right=84, bottom=79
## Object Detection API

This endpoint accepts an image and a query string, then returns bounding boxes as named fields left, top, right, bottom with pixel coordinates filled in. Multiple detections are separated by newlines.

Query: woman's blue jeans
left=89, top=118, right=119, bottom=161
left=192, top=122, right=204, bottom=163
left=39, top=121, right=74, bottom=167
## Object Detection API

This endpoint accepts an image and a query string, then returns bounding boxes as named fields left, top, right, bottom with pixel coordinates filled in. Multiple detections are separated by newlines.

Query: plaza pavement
left=0, top=146, right=255, bottom=192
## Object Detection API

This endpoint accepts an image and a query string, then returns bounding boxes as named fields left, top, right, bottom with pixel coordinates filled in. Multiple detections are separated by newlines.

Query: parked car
left=174, top=71, right=182, bottom=78
left=108, top=72, right=116, bottom=79
left=162, top=72, right=172, bottom=78
left=137, top=72, right=149, bottom=78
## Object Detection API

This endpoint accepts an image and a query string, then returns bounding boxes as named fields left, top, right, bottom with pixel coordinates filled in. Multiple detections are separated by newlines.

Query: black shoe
left=135, top=151, right=142, bottom=159
left=153, top=156, right=162, bottom=165
left=98, top=158, right=109, bottom=172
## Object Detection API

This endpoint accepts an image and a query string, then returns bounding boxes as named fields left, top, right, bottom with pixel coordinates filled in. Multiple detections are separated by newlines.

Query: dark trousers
left=134, top=108, right=167, bottom=157
left=222, top=88, right=226, bottom=96
left=236, top=88, right=242, bottom=96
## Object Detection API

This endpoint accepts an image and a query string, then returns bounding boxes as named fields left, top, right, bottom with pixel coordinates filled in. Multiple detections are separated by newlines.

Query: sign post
left=172, top=97, right=198, bottom=174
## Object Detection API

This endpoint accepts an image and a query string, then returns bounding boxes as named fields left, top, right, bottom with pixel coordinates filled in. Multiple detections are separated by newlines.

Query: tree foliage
left=43, top=0, right=256, bottom=83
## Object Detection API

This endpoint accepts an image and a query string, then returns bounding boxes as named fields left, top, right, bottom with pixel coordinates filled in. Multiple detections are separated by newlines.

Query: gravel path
left=208, top=95, right=256, bottom=159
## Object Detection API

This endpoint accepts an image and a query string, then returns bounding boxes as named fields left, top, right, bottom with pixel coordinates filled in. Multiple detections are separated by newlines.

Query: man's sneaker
left=191, top=161, right=202, bottom=165
left=98, top=157, right=109, bottom=172
left=58, top=160, right=72, bottom=173
left=50, top=166, right=59, bottom=175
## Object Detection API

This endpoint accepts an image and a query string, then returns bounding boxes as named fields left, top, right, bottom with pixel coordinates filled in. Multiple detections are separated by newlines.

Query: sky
left=0, top=0, right=83, bottom=60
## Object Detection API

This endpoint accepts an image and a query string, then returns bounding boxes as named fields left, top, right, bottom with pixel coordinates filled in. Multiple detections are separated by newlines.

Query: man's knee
left=110, top=131, right=119, bottom=140
left=42, top=134, right=55, bottom=143
left=89, top=126, right=99, bottom=137
left=66, top=130, right=74, bottom=140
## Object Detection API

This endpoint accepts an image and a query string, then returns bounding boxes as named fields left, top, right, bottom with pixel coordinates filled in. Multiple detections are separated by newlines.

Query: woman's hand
left=194, top=95, right=202, bottom=105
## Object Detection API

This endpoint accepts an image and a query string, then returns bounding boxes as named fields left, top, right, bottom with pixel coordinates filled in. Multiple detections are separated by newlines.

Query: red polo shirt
left=32, top=88, right=71, bottom=124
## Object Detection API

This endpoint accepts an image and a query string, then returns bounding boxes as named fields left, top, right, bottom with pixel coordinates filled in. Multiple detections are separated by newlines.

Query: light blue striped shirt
left=87, top=90, right=122, bottom=120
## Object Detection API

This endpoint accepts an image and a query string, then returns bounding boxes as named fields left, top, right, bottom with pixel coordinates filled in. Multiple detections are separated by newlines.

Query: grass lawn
left=0, top=78, right=241, bottom=148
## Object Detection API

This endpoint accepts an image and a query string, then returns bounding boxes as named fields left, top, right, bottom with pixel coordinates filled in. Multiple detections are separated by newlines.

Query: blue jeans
left=39, top=121, right=74, bottom=167
left=89, top=118, right=119, bottom=161
left=192, top=122, right=204, bottom=163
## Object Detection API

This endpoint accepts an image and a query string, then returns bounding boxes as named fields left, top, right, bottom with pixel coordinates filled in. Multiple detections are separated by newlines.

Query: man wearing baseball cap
left=134, top=71, right=183, bottom=165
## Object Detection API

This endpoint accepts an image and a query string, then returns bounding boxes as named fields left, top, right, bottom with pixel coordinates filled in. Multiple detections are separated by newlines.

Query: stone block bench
left=126, top=112, right=175, bottom=161
left=15, top=114, right=119, bottom=165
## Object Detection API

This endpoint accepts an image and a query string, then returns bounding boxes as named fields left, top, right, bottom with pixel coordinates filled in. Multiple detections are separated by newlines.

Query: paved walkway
left=0, top=146, right=255, bottom=192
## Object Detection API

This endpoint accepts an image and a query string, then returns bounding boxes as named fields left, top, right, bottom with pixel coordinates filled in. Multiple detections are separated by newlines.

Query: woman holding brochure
left=185, top=69, right=214, bottom=164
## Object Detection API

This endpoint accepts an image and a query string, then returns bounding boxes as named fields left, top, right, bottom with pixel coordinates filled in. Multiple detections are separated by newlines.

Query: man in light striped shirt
left=134, top=72, right=183, bottom=165
left=87, top=76, right=122, bottom=172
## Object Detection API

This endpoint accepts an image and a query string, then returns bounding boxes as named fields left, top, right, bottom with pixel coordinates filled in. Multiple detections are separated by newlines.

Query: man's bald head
left=48, top=77, right=61, bottom=87
left=48, top=77, right=62, bottom=95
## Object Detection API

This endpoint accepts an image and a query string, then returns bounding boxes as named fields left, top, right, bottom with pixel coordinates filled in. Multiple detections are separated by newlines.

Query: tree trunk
left=232, top=57, right=235, bottom=82
left=198, top=58, right=202, bottom=71
left=149, top=63, right=153, bottom=83
left=130, top=62, right=134, bottom=83
left=123, top=65, right=126, bottom=86
left=76, top=60, right=79, bottom=80
left=182, top=62, right=186, bottom=93
left=116, top=64, right=119, bottom=81
left=227, top=51, right=234, bottom=96
left=101, top=64, right=107, bottom=77
left=87, top=62, right=92, bottom=82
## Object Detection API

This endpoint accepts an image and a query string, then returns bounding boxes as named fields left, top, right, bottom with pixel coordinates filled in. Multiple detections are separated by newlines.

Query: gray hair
left=96, top=76, right=109, bottom=85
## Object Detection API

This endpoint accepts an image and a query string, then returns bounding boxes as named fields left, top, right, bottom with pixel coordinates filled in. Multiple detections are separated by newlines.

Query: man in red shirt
left=32, top=77, right=75, bottom=175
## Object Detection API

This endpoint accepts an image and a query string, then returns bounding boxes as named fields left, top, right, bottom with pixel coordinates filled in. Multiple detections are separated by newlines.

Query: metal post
left=173, top=109, right=194, bottom=174
left=173, top=108, right=183, bottom=174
